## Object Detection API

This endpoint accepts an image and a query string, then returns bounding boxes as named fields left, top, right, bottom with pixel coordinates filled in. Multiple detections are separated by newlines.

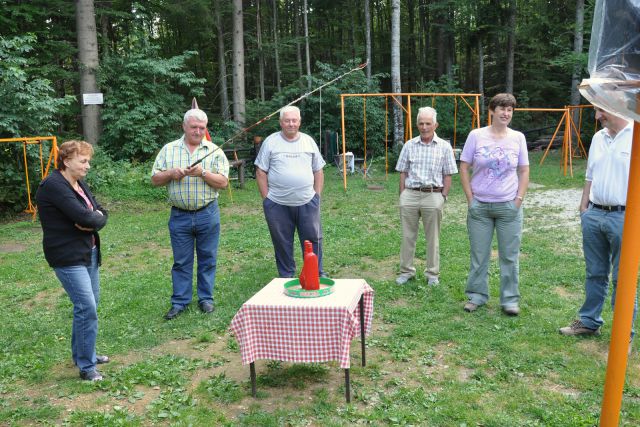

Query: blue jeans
left=579, top=207, right=636, bottom=335
left=54, top=247, right=100, bottom=373
left=465, top=200, right=523, bottom=308
left=169, top=201, right=220, bottom=308
left=263, top=194, right=324, bottom=278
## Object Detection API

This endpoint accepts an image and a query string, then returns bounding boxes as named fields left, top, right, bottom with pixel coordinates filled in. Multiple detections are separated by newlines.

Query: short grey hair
left=280, top=105, right=301, bottom=120
left=416, top=106, right=437, bottom=124
left=184, top=108, right=208, bottom=124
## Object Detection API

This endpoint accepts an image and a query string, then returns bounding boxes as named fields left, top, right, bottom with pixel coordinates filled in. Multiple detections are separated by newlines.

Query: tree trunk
left=407, top=0, right=415, bottom=91
left=272, top=0, right=281, bottom=92
left=98, top=2, right=111, bottom=60
left=437, top=25, right=445, bottom=77
left=232, top=0, right=246, bottom=126
left=505, top=0, right=516, bottom=93
left=295, top=0, right=303, bottom=80
left=303, top=0, right=311, bottom=91
left=364, top=0, right=372, bottom=82
left=256, top=0, right=265, bottom=101
left=391, top=0, right=403, bottom=146
left=214, top=0, right=230, bottom=121
left=419, top=0, right=430, bottom=78
left=75, top=0, right=101, bottom=145
left=478, top=36, right=485, bottom=118
left=570, top=0, right=585, bottom=107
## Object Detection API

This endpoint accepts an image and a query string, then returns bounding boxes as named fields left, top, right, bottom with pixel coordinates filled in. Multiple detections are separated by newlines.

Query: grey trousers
left=465, top=200, right=523, bottom=308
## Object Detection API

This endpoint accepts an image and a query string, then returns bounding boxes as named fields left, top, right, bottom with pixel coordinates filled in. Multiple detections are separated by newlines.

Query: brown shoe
left=464, top=302, right=479, bottom=312
left=559, top=319, right=601, bottom=336
left=502, top=306, right=520, bottom=316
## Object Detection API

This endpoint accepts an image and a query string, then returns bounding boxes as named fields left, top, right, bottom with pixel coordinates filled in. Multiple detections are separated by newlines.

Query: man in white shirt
left=254, top=106, right=326, bottom=278
left=559, top=107, right=636, bottom=341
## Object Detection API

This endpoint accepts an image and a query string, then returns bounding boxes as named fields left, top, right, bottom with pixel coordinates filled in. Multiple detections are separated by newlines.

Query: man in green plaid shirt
left=151, top=108, right=229, bottom=320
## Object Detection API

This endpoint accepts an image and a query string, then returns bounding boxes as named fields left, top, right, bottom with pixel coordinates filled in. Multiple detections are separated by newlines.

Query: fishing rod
left=189, top=61, right=368, bottom=168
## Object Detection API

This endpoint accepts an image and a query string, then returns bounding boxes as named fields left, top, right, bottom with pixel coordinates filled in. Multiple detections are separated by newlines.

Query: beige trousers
left=399, top=189, right=445, bottom=280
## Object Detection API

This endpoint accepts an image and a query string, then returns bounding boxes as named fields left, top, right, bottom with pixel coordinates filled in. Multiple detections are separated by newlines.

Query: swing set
left=0, top=136, right=58, bottom=218
left=338, top=92, right=482, bottom=190
left=489, top=104, right=596, bottom=177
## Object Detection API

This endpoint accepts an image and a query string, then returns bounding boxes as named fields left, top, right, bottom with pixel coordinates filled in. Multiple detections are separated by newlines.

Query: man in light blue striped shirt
left=152, top=108, right=229, bottom=320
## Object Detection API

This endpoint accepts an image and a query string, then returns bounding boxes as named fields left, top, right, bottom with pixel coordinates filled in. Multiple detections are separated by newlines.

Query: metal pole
left=600, top=121, right=640, bottom=426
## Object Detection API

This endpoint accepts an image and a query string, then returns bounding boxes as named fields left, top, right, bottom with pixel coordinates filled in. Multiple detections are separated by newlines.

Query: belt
left=590, top=203, right=625, bottom=212
left=409, top=186, right=443, bottom=192
left=172, top=202, right=212, bottom=213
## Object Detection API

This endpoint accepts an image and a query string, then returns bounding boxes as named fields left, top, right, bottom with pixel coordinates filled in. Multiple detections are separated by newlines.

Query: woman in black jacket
left=36, top=140, right=109, bottom=381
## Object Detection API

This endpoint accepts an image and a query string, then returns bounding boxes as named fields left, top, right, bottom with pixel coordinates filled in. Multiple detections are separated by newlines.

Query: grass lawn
left=1, top=150, right=639, bottom=426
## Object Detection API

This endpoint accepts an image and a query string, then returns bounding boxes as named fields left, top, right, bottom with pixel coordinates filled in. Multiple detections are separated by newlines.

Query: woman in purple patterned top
left=459, top=93, right=530, bottom=316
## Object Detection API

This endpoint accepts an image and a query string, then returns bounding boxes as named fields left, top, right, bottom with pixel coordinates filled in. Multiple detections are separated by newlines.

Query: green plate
left=283, top=277, right=336, bottom=298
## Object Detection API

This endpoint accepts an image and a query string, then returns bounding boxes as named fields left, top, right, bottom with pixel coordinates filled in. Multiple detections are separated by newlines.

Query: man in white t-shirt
left=254, top=106, right=327, bottom=278
left=560, top=107, right=636, bottom=345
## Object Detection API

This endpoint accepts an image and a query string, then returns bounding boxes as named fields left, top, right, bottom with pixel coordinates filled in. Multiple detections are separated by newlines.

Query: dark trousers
left=263, top=194, right=324, bottom=277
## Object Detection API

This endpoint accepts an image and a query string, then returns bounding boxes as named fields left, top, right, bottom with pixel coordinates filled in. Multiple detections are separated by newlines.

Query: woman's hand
left=75, top=224, right=93, bottom=231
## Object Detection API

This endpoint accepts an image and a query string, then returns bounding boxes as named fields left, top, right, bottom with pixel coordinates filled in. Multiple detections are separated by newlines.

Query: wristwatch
left=201, top=169, right=208, bottom=177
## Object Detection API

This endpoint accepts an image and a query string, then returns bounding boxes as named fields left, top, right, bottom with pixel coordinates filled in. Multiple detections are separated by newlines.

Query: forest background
left=0, top=0, right=592, bottom=215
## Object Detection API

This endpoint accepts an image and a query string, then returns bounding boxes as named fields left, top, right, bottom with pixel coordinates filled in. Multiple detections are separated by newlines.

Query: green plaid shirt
left=152, top=136, right=230, bottom=210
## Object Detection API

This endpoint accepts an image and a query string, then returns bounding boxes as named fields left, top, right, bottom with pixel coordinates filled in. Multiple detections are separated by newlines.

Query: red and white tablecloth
left=229, top=278, right=374, bottom=369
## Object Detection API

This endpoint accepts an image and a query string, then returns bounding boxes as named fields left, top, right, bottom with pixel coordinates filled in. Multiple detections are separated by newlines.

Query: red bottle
left=299, top=240, right=320, bottom=290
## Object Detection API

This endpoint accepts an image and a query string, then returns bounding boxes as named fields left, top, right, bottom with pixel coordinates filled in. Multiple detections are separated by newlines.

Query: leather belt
left=172, top=202, right=212, bottom=213
left=409, top=186, right=443, bottom=193
left=590, top=203, right=625, bottom=212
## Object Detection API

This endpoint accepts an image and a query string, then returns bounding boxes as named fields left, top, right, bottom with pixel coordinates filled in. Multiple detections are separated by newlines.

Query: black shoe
left=164, top=306, right=185, bottom=320
left=199, top=301, right=214, bottom=313
left=80, top=369, right=103, bottom=381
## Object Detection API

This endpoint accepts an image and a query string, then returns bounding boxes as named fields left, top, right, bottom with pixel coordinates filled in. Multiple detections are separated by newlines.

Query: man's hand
left=75, top=224, right=93, bottom=231
left=171, top=168, right=188, bottom=180
left=184, top=165, right=203, bottom=177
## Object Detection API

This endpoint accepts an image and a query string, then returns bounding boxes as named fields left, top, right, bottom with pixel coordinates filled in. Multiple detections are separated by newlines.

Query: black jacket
left=36, top=170, right=108, bottom=268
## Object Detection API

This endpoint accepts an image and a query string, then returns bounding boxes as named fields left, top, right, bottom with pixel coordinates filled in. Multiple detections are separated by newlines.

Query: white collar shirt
left=586, top=123, right=633, bottom=206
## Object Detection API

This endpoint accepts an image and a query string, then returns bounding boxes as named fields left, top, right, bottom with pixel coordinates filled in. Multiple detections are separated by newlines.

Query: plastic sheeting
left=579, top=0, right=640, bottom=122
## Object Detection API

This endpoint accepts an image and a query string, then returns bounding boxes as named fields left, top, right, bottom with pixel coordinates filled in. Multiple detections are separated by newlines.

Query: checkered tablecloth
left=229, top=278, right=374, bottom=369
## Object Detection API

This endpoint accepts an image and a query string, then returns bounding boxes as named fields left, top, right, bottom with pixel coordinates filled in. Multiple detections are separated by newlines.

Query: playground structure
left=0, top=136, right=58, bottom=218
left=489, top=105, right=596, bottom=177
left=338, top=92, right=482, bottom=190
left=338, top=92, right=599, bottom=189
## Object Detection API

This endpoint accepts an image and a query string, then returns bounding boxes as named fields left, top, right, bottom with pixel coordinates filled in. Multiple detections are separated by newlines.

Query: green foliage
left=245, top=60, right=389, bottom=157
left=0, top=34, right=74, bottom=215
left=416, top=73, right=475, bottom=145
left=98, top=47, right=206, bottom=162
left=85, top=148, right=165, bottom=202
left=197, top=373, right=243, bottom=403
left=0, top=35, right=74, bottom=137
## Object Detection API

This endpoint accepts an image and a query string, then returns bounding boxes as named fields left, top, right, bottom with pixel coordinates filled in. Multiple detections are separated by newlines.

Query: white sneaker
left=395, top=275, right=414, bottom=285
left=428, top=278, right=439, bottom=286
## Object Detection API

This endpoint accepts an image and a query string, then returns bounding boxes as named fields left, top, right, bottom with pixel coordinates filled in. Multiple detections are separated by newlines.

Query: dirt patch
left=553, top=285, right=580, bottom=300
left=524, top=187, right=582, bottom=232
left=26, top=286, right=65, bottom=312
left=0, top=242, right=28, bottom=253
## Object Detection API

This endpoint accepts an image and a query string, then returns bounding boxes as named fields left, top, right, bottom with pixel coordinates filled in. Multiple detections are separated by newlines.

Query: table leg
left=250, top=362, right=256, bottom=397
left=359, top=295, right=366, bottom=367
left=344, top=368, right=351, bottom=403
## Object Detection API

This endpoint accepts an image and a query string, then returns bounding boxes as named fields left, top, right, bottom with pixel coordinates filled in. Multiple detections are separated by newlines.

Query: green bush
left=0, top=34, right=73, bottom=215
left=98, top=46, right=205, bottom=162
